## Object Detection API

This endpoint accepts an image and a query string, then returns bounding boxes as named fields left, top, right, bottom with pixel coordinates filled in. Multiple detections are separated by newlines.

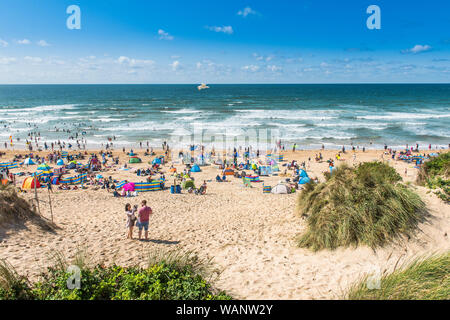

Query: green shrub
left=417, top=152, right=450, bottom=202
left=297, top=162, right=427, bottom=251
left=346, top=252, right=450, bottom=300
left=0, top=251, right=231, bottom=300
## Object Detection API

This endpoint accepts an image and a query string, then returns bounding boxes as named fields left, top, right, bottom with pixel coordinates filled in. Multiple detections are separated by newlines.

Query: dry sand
left=0, top=148, right=448, bottom=299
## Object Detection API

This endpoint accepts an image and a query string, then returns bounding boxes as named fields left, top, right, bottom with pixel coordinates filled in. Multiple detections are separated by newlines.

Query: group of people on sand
left=125, top=200, right=153, bottom=240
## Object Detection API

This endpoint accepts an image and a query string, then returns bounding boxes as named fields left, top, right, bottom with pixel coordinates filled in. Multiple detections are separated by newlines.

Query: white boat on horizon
left=198, top=83, right=210, bottom=91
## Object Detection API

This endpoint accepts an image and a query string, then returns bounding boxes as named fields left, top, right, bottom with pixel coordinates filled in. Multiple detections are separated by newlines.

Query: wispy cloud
left=37, top=40, right=50, bottom=47
left=237, top=7, right=259, bottom=18
left=267, top=65, right=282, bottom=72
left=17, top=39, right=31, bottom=45
left=171, top=60, right=180, bottom=71
left=117, top=56, right=154, bottom=68
left=241, top=65, right=260, bottom=72
left=24, top=56, right=43, bottom=64
left=158, top=29, right=174, bottom=40
left=0, top=57, right=16, bottom=64
left=0, top=39, right=8, bottom=47
left=206, top=26, right=233, bottom=34
left=401, top=44, right=432, bottom=54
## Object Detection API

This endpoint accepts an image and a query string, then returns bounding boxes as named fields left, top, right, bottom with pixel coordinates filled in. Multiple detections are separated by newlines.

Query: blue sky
left=0, top=0, right=449, bottom=83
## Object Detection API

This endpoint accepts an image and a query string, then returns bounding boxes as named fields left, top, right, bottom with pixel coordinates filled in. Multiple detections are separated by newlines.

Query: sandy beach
left=0, top=147, right=448, bottom=299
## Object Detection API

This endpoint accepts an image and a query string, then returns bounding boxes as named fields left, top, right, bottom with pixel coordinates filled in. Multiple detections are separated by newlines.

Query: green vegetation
left=346, top=252, right=450, bottom=300
left=297, top=162, right=427, bottom=251
left=0, top=250, right=231, bottom=300
left=417, top=152, right=450, bottom=203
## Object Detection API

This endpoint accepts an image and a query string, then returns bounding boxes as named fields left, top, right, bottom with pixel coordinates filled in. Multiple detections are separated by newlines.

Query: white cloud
left=237, top=7, right=258, bottom=17
left=117, top=56, right=154, bottom=68
left=206, top=26, right=234, bottom=34
left=0, top=57, right=16, bottom=65
left=17, top=39, right=31, bottom=45
left=253, top=53, right=274, bottom=62
left=37, top=40, right=50, bottom=47
left=158, top=29, right=174, bottom=40
left=171, top=60, right=180, bottom=71
left=320, top=62, right=329, bottom=67
left=24, top=56, right=43, bottom=63
left=402, top=44, right=432, bottom=54
left=241, top=65, right=260, bottom=72
left=267, top=65, right=282, bottom=72
left=0, top=39, right=8, bottom=47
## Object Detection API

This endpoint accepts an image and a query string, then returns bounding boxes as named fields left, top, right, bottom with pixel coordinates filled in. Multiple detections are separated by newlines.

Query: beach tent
left=129, top=157, right=142, bottom=164
left=299, top=177, right=311, bottom=185
left=299, top=169, right=308, bottom=178
left=182, top=180, right=195, bottom=190
left=223, top=168, right=235, bottom=176
left=263, top=186, right=272, bottom=193
left=245, top=175, right=261, bottom=182
left=152, top=158, right=162, bottom=165
left=271, top=184, right=289, bottom=194
left=22, top=177, right=41, bottom=190
left=57, top=159, right=65, bottom=166
left=134, top=181, right=163, bottom=192
left=24, top=158, right=35, bottom=165
left=191, top=164, right=201, bottom=173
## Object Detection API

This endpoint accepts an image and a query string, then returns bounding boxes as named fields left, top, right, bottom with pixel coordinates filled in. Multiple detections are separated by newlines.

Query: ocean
left=0, top=84, right=449, bottom=150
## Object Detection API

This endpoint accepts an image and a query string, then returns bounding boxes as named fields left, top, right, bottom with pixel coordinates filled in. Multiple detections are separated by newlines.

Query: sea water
left=0, top=84, right=449, bottom=150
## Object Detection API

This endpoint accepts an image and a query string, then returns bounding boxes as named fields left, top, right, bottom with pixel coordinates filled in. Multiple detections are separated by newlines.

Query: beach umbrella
left=37, top=163, right=51, bottom=171
left=123, top=183, right=135, bottom=192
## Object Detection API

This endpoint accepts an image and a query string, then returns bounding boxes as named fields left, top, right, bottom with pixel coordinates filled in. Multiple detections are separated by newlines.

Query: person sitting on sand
left=137, top=200, right=152, bottom=240
left=125, top=203, right=137, bottom=239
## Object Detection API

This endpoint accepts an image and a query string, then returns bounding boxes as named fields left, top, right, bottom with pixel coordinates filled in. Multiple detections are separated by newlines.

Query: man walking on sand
left=137, top=200, right=152, bottom=240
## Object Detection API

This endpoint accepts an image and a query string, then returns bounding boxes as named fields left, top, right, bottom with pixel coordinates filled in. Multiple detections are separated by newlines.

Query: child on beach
left=125, top=203, right=137, bottom=239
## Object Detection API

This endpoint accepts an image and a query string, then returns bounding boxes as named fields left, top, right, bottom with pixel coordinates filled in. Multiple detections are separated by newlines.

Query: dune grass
left=417, top=152, right=450, bottom=202
left=297, top=162, right=427, bottom=251
left=0, top=248, right=230, bottom=300
left=346, top=252, right=450, bottom=300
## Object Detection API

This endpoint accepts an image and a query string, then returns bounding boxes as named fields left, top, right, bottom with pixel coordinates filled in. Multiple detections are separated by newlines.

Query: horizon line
left=0, top=82, right=449, bottom=86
